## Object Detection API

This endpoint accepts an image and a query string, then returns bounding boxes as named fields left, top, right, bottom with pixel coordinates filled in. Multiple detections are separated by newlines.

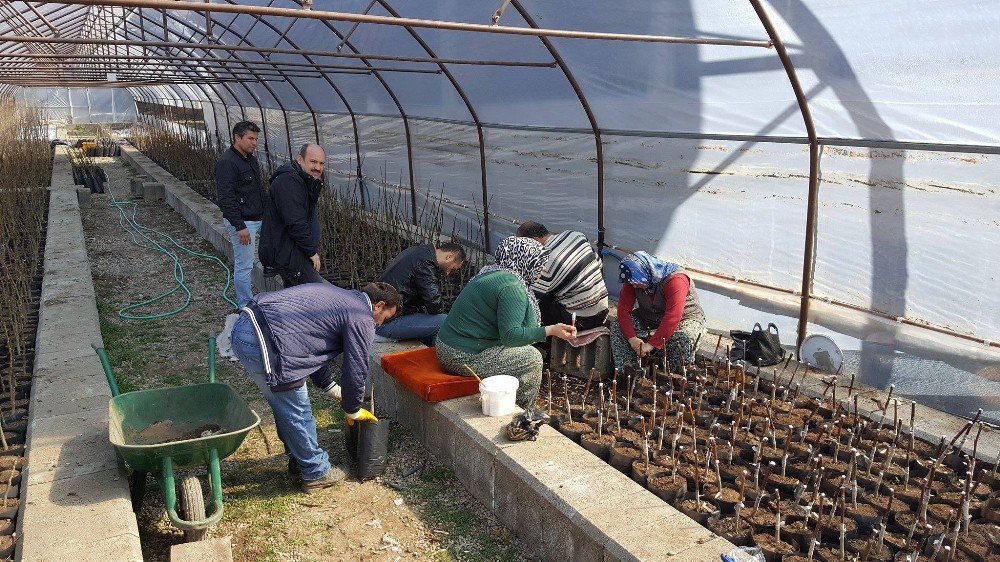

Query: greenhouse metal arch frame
left=2, top=1, right=997, bottom=354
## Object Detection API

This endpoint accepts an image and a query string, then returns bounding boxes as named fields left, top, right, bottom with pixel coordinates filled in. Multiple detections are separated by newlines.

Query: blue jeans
left=375, top=313, right=448, bottom=347
left=224, top=219, right=262, bottom=308
left=231, top=315, right=331, bottom=480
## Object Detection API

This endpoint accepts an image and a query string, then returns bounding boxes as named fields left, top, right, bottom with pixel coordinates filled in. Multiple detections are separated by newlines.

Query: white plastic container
left=479, top=375, right=519, bottom=417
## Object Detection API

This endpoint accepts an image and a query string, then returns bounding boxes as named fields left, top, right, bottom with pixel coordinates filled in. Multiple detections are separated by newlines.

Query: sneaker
left=301, top=465, right=347, bottom=494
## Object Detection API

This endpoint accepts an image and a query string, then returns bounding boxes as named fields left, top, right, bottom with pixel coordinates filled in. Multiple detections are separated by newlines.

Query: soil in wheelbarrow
left=130, top=421, right=225, bottom=445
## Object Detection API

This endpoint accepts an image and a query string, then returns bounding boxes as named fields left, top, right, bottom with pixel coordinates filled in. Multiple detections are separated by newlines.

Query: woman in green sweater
left=436, top=236, right=578, bottom=409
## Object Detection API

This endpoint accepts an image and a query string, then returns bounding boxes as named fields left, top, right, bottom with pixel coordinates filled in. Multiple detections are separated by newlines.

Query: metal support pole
left=748, top=0, right=820, bottom=351
left=47, top=0, right=774, bottom=47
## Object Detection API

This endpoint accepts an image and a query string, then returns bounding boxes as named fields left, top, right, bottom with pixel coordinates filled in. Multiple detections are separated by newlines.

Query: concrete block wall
left=368, top=341, right=737, bottom=562
left=18, top=146, right=143, bottom=561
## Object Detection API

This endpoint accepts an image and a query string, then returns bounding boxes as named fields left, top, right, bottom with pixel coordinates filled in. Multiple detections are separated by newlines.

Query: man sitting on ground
left=230, top=281, right=399, bottom=493
left=516, top=221, right=610, bottom=331
left=377, top=241, right=466, bottom=346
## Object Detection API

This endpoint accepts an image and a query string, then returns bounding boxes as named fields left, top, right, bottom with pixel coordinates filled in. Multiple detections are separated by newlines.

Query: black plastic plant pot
left=344, top=419, right=390, bottom=482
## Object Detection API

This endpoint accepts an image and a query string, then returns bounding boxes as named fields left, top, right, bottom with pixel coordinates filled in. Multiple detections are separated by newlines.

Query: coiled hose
left=106, top=180, right=238, bottom=319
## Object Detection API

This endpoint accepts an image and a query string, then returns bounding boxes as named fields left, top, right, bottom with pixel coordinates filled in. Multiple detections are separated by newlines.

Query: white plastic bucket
left=479, top=375, right=519, bottom=417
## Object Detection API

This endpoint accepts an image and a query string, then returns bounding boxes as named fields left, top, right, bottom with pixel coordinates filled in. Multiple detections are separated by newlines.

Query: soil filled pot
left=0, top=470, right=19, bottom=487
left=646, top=472, right=686, bottom=503
left=344, top=418, right=390, bottom=481
left=957, top=535, right=994, bottom=562
left=980, top=497, right=1000, bottom=523
left=580, top=432, right=614, bottom=461
left=0, top=518, right=11, bottom=535
left=746, top=507, right=778, bottom=533
left=0, top=457, right=22, bottom=471
left=0, top=534, right=12, bottom=559
left=752, top=533, right=797, bottom=562
left=676, top=494, right=719, bottom=525
left=844, top=501, right=881, bottom=527
left=609, top=443, right=641, bottom=474
left=631, top=458, right=672, bottom=487
left=892, top=510, right=945, bottom=538
left=863, top=492, right=911, bottom=519
left=706, top=514, right=753, bottom=547
left=819, top=517, right=857, bottom=543
left=780, top=519, right=814, bottom=551
left=556, top=421, right=590, bottom=443
left=702, top=484, right=742, bottom=514
left=765, top=473, right=801, bottom=495
left=0, top=499, right=18, bottom=520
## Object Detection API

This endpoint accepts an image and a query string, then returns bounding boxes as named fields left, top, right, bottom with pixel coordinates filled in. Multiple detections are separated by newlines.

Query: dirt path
left=82, top=157, right=528, bottom=562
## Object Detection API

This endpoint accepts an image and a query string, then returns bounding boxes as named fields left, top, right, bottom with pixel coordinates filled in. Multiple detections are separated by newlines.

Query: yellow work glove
left=345, top=408, right=378, bottom=426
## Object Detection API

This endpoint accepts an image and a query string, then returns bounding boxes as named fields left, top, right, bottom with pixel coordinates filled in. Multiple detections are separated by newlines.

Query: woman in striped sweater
left=516, top=221, right=610, bottom=330
left=435, top=237, right=578, bottom=409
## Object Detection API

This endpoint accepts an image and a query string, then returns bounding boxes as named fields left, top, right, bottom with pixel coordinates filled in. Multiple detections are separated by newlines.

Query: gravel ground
left=82, top=156, right=529, bottom=562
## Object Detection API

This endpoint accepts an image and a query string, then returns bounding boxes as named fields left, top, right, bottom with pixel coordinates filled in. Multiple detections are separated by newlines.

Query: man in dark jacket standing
left=259, top=143, right=326, bottom=287
left=230, top=281, right=399, bottom=492
left=376, top=242, right=465, bottom=346
left=215, top=121, right=264, bottom=307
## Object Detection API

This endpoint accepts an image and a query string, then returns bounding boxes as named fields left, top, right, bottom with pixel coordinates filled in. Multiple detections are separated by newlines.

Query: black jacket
left=259, top=161, right=323, bottom=276
left=214, top=146, right=263, bottom=231
left=379, top=244, right=443, bottom=315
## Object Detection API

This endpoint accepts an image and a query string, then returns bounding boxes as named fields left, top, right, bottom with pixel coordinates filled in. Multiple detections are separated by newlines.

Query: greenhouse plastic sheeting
left=16, top=88, right=137, bottom=124
left=157, top=0, right=1000, bottom=145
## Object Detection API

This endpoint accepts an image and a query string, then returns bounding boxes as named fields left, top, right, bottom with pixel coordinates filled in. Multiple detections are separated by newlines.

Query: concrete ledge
left=367, top=341, right=737, bottom=562
left=120, top=144, right=282, bottom=294
left=18, top=146, right=143, bottom=562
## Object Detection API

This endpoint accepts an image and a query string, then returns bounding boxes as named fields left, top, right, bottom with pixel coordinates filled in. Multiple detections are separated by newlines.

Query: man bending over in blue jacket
left=231, top=281, right=399, bottom=493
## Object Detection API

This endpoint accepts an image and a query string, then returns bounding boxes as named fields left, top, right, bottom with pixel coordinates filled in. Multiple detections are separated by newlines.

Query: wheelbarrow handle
left=161, top=449, right=225, bottom=531
left=208, top=333, right=217, bottom=384
left=92, top=343, right=121, bottom=398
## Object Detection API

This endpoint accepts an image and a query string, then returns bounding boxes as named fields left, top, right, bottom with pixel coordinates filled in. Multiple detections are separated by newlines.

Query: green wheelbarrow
left=93, top=337, right=261, bottom=541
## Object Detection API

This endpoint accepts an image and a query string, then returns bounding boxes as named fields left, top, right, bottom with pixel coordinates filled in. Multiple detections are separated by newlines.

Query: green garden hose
left=106, top=181, right=238, bottom=319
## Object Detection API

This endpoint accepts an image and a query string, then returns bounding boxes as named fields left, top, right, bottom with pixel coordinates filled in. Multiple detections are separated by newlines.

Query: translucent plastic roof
left=2, top=1, right=998, bottom=146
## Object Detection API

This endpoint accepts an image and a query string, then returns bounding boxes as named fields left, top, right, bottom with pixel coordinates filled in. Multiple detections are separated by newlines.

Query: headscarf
left=619, top=251, right=678, bottom=295
left=473, top=236, right=550, bottom=322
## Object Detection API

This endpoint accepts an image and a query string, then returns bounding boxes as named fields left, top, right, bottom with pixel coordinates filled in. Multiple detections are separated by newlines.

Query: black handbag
left=730, top=323, right=785, bottom=366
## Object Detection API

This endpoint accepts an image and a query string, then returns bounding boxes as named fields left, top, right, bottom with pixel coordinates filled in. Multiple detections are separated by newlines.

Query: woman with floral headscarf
left=611, top=251, right=706, bottom=370
left=436, top=236, right=578, bottom=409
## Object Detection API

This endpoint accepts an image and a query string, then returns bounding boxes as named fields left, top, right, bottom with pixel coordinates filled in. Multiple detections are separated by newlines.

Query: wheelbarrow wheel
left=180, top=475, right=208, bottom=542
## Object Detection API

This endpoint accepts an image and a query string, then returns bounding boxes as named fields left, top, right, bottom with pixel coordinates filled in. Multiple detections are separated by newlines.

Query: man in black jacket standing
left=259, top=143, right=326, bottom=287
left=215, top=121, right=264, bottom=307
left=376, top=242, right=465, bottom=346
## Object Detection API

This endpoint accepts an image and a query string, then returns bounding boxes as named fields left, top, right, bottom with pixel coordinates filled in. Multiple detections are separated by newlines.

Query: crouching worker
left=377, top=241, right=466, bottom=346
left=611, top=251, right=705, bottom=370
left=231, top=281, right=399, bottom=493
left=435, top=236, right=577, bottom=411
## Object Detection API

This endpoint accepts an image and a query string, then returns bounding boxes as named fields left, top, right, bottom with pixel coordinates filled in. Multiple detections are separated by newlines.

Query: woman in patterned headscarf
left=436, top=236, right=577, bottom=409
left=610, top=251, right=706, bottom=370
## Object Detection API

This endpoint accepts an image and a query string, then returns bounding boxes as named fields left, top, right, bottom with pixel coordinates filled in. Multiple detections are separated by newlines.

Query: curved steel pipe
left=747, top=0, right=820, bottom=351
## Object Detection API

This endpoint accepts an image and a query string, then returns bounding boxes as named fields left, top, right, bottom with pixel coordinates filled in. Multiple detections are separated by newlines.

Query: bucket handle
left=92, top=343, right=120, bottom=398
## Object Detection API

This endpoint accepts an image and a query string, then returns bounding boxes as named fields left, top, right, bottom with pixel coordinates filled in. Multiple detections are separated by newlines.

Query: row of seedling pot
left=0, top=99, right=52, bottom=559
left=545, top=343, right=998, bottom=562
left=68, top=147, right=108, bottom=193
